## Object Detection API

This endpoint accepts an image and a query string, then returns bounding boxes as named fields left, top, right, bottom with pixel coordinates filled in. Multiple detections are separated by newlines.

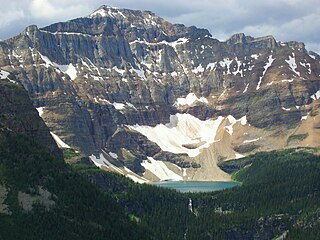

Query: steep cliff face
left=0, top=69, right=62, bottom=158
left=0, top=5, right=319, bottom=181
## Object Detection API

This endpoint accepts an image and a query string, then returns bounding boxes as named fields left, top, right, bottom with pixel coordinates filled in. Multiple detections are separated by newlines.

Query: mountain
left=0, top=5, right=319, bottom=182
left=1, top=11, right=320, bottom=238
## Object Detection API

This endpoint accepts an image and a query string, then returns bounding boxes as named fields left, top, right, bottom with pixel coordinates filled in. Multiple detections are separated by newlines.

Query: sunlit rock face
left=1, top=5, right=319, bottom=181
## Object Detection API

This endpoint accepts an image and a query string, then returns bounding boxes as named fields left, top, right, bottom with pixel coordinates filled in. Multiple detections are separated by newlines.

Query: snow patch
left=57, top=64, right=77, bottom=80
left=129, top=38, right=189, bottom=51
left=171, top=71, right=178, bottom=77
left=156, top=49, right=163, bottom=64
left=309, top=53, right=316, bottom=59
left=0, top=70, right=17, bottom=84
left=112, top=102, right=137, bottom=111
left=192, top=64, right=205, bottom=74
left=50, top=132, right=71, bottom=149
left=233, top=58, right=243, bottom=77
left=112, top=102, right=126, bottom=110
left=174, top=93, right=208, bottom=107
left=86, top=58, right=101, bottom=76
left=81, top=59, right=92, bottom=71
left=225, top=115, right=247, bottom=135
left=243, top=138, right=261, bottom=144
left=299, top=62, right=311, bottom=74
left=38, top=53, right=77, bottom=80
left=243, top=83, right=249, bottom=93
left=113, top=66, right=125, bottom=75
left=169, top=37, right=189, bottom=50
left=144, top=17, right=158, bottom=27
left=89, top=7, right=126, bottom=19
left=0, top=70, right=10, bottom=79
left=124, top=167, right=133, bottom=173
left=248, top=64, right=254, bottom=71
left=240, top=116, right=247, bottom=125
left=301, top=116, right=308, bottom=121
left=128, top=113, right=224, bottom=157
left=183, top=168, right=187, bottom=177
left=38, top=53, right=52, bottom=67
left=131, top=65, right=146, bottom=80
left=36, top=107, right=45, bottom=117
left=109, top=152, right=118, bottom=159
left=251, top=54, right=260, bottom=60
left=267, top=82, right=274, bottom=86
left=1, top=70, right=17, bottom=84
left=311, top=90, right=320, bottom=100
left=285, top=53, right=300, bottom=76
left=219, top=58, right=233, bottom=74
left=141, top=157, right=182, bottom=181
left=235, top=153, right=245, bottom=159
left=256, top=55, right=275, bottom=90
left=207, top=62, right=217, bottom=71
left=89, top=153, right=123, bottom=174
left=126, top=102, right=137, bottom=110
left=40, top=30, right=92, bottom=38
left=142, top=61, right=152, bottom=69
left=282, top=79, right=294, bottom=83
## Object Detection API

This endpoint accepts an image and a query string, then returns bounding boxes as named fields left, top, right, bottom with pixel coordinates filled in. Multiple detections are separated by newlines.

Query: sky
left=0, top=0, right=319, bottom=53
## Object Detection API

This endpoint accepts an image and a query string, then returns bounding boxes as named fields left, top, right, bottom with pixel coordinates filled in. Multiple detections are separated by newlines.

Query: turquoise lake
left=153, top=181, right=240, bottom=193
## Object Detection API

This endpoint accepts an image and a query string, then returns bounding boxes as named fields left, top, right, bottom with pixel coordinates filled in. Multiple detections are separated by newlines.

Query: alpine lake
left=153, top=181, right=240, bottom=193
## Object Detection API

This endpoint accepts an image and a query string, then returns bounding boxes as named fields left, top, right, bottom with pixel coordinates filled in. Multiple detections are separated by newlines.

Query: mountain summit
left=0, top=6, right=319, bottom=182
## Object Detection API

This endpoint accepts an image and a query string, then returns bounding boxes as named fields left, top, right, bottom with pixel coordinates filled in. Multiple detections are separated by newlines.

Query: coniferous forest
left=0, top=132, right=320, bottom=239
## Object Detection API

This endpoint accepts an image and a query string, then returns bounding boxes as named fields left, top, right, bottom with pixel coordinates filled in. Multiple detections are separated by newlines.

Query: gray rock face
left=0, top=70, right=62, bottom=159
left=0, top=6, right=319, bottom=178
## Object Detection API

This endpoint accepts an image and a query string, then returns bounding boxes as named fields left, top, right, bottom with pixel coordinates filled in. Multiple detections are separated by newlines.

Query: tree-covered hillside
left=75, top=148, right=320, bottom=239
left=0, top=133, right=149, bottom=240
left=1, top=131, right=320, bottom=239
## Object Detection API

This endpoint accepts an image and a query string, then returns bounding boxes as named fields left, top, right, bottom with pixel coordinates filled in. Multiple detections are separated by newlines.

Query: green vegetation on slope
left=1, top=131, right=320, bottom=239
left=0, top=133, right=148, bottom=240
left=190, top=148, right=320, bottom=239
left=72, top=148, right=320, bottom=239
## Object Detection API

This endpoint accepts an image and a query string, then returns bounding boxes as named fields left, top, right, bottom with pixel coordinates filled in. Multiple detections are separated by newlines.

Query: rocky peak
left=24, top=25, right=39, bottom=34
left=226, top=33, right=248, bottom=44
left=86, top=5, right=211, bottom=41
left=308, top=51, right=320, bottom=60
left=89, top=5, right=127, bottom=19
left=227, top=33, right=277, bottom=49
left=249, top=35, right=277, bottom=49
left=0, top=7, right=319, bottom=182
left=88, top=5, right=163, bottom=28
left=287, top=41, right=306, bottom=52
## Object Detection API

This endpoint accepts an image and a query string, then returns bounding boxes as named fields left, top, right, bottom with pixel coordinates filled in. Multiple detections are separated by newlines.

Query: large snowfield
left=128, top=113, right=224, bottom=157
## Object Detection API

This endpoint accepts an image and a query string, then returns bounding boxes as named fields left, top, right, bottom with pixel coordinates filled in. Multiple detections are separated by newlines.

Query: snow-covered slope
left=128, top=113, right=224, bottom=157
left=141, top=157, right=183, bottom=181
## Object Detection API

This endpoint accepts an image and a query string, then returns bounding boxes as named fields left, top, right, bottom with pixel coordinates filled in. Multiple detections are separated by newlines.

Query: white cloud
left=29, top=0, right=90, bottom=20
left=0, top=9, right=25, bottom=28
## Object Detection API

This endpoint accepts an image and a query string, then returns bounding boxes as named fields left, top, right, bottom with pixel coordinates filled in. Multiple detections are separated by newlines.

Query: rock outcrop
left=0, top=5, right=319, bottom=181
left=0, top=69, right=62, bottom=158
